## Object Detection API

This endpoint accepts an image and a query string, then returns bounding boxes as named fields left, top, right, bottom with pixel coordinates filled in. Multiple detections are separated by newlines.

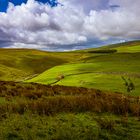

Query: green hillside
left=28, top=41, right=140, bottom=95
left=75, top=40, right=140, bottom=53
left=0, top=49, right=84, bottom=81
left=0, top=41, right=140, bottom=139
left=0, top=41, right=140, bottom=95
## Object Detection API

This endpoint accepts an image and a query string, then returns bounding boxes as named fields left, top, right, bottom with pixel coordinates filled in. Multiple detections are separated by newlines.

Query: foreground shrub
left=0, top=93, right=139, bottom=117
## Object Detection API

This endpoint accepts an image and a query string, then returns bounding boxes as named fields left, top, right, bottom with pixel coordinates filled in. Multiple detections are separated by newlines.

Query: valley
left=0, top=41, right=140, bottom=140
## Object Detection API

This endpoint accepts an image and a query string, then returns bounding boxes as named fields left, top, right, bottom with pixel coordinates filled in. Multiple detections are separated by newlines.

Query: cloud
left=59, top=0, right=110, bottom=13
left=0, top=0, right=140, bottom=50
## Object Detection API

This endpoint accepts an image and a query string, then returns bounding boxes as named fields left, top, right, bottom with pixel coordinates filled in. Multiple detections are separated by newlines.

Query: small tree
left=121, top=76, right=135, bottom=93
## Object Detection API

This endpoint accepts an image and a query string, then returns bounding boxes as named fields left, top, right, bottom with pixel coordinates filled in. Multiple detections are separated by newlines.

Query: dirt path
left=49, top=71, right=140, bottom=85
left=66, top=71, right=140, bottom=78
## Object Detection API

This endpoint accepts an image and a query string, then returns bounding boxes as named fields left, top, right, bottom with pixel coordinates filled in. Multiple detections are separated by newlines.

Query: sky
left=0, top=0, right=140, bottom=51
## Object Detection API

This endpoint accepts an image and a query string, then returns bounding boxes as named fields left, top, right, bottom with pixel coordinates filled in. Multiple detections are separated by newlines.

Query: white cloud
left=0, top=0, right=140, bottom=50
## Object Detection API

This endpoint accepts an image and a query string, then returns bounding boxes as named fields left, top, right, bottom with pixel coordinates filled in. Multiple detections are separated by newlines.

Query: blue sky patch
left=0, top=0, right=57, bottom=12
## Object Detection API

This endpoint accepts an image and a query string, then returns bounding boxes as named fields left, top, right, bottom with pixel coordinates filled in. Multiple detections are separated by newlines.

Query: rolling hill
left=28, top=41, right=140, bottom=95
left=0, top=48, right=84, bottom=81
left=0, top=41, right=140, bottom=139
left=0, top=41, right=139, bottom=95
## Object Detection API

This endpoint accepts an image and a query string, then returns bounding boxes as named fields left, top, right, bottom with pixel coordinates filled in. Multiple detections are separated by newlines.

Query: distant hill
left=77, top=40, right=140, bottom=53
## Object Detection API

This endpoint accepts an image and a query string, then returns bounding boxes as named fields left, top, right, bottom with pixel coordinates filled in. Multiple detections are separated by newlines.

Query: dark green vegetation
left=1, top=113, right=140, bottom=140
left=0, top=41, right=140, bottom=139
left=0, top=81, right=140, bottom=140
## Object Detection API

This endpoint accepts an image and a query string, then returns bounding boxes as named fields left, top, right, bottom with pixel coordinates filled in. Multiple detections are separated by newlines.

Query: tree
left=121, top=76, right=135, bottom=93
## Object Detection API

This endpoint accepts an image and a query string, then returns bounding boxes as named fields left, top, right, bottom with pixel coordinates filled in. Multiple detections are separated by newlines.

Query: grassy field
left=28, top=41, right=140, bottom=96
left=0, top=81, right=140, bottom=140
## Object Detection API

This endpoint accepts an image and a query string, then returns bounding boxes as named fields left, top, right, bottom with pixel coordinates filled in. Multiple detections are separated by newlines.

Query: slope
left=0, top=48, right=84, bottom=81
left=28, top=41, right=140, bottom=95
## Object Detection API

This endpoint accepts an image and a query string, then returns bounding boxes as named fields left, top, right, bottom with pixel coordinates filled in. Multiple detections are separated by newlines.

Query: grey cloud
left=0, top=0, right=139, bottom=50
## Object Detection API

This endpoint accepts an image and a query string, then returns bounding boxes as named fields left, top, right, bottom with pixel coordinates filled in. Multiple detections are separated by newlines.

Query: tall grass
left=0, top=81, right=139, bottom=117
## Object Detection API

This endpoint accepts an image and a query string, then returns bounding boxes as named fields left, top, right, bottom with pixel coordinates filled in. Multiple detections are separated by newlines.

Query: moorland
left=0, top=40, right=140, bottom=140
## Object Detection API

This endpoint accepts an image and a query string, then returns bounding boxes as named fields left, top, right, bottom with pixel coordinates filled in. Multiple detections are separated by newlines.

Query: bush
left=88, top=49, right=117, bottom=54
